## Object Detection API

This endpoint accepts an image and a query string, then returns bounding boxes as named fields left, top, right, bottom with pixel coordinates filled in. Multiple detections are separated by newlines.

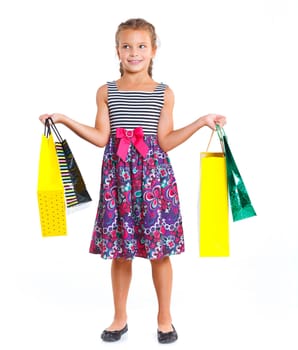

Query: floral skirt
left=89, top=135, right=184, bottom=259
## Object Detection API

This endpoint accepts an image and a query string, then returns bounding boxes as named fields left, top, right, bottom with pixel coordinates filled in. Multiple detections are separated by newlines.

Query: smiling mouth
left=128, top=60, right=142, bottom=64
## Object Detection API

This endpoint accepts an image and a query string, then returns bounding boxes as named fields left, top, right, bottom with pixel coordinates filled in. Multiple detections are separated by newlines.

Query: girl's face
left=117, top=29, right=156, bottom=76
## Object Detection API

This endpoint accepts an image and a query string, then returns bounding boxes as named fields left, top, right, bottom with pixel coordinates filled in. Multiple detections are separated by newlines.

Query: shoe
left=157, top=324, right=178, bottom=344
left=101, top=324, right=128, bottom=342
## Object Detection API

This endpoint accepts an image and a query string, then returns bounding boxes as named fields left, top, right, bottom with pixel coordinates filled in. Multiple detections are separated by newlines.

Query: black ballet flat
left=157, top=324, right=178, bottom=344
left=101, top=324, right=128, bottom=342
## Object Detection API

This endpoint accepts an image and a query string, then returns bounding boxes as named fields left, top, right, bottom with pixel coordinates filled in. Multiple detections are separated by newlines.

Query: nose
left=129, top=47, right=138, bottom=56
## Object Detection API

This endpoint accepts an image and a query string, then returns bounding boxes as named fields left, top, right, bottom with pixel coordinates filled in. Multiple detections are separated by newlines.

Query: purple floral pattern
left=89, top=135, right=184, bottom=259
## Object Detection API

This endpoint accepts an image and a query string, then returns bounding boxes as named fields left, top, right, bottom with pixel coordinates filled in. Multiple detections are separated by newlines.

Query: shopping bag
left=48, top=118, right=92, bottom=208
left=37, top=119, right=67, bottom=237
left=199, top=131, right=229, bottom=257
left=216, top=125, right=256, bottom=222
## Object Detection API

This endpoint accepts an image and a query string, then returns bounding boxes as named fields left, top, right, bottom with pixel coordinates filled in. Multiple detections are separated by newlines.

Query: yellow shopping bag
left=199, top=131, right=229, bottom=257
left=37, top=121, right=67, bottom=237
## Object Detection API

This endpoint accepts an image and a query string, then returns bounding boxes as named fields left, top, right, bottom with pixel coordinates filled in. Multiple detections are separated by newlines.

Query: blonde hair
left=115, top=18, right=157, bottom=77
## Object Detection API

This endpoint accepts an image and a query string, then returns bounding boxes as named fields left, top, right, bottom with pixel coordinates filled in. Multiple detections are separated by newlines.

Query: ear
left=116, top=47, right=120, bottom=60
left=151, top=46, right=157, bottom=59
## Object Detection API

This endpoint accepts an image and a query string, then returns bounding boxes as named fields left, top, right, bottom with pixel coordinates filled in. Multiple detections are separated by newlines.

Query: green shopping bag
left=216, top=125, right=256, bottom=222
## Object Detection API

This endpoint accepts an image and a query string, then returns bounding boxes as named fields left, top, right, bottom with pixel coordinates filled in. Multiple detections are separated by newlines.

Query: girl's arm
left=39, top=85, right=110, bottom=147
left=157, top=87, right=226, bottom=152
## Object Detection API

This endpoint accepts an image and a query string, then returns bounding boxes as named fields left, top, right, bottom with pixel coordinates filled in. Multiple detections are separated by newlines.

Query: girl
left=40, top=18, right=226, bottom=344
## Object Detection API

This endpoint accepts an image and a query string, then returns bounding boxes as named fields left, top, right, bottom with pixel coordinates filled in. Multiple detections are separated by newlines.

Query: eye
left=139, top=44, right=146, bottom=49
left=122, top=44, right=130, bottom=49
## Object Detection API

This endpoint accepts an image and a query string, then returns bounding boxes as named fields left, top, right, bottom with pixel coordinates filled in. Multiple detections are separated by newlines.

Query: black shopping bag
left=48, top=118, right=92, bottom=208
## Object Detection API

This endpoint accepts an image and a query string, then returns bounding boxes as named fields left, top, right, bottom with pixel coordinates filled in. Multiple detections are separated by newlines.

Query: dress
left=89, top=81, right=184, bottom=259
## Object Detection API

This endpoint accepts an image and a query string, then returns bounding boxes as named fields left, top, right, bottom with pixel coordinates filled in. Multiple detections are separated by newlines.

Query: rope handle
left=205, top=130, right=215, bottom=152
left=205, top=124, right=226, bottom=152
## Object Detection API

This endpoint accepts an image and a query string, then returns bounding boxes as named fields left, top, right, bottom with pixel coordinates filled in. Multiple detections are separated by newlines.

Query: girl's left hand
left=39, top=113, right=54, bottom=124
left=39, top=113, right=64, bottom=124
left=202, top=114, right=227, bottom=130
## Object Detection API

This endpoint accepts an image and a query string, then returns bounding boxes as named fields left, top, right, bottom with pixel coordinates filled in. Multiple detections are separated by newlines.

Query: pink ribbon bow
left=116, top=127, right=149, bottom=162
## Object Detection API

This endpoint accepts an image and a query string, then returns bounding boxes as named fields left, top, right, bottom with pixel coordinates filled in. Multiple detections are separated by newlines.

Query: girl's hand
left=39, top=113, right=65, bottom=124
left=201, top=114, right=227, bottom=130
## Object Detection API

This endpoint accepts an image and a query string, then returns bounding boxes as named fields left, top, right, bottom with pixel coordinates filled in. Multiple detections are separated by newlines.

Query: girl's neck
left=117, top=72, right=156, bottom=91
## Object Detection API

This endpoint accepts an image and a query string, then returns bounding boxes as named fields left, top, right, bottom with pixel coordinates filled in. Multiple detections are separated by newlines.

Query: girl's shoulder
left=163, top=85, right=174, bottom=106
left=96, top=84, right=108, bottom=103
left=97, top=83, right=109, bottom=93
left=163, top=84, right=174, bottom=97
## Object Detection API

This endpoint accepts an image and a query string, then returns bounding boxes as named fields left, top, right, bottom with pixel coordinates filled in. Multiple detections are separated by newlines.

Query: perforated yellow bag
left=37, top=121, right=67, bottom=237
left=199, top=131, right=229, bottom=257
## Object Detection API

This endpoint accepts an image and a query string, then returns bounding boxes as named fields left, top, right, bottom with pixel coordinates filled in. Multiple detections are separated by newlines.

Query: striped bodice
left=107, top=81, right=166, bottom=135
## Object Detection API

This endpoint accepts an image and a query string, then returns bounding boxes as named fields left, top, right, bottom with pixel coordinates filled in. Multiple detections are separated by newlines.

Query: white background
left=1, top=0, right=298, bottom=349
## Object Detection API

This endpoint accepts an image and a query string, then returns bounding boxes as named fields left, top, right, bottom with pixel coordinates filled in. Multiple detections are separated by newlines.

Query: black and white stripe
left=107, top=81, right=166, bottom=135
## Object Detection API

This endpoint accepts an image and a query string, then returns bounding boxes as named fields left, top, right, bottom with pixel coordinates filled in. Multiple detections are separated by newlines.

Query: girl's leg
left=106, top=258, right=132, bottom=331
left=150, top=256, right=174, bottom=332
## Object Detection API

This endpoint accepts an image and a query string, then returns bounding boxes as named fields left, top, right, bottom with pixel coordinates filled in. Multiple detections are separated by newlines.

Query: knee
left=150, top=256, right=170, bottom=266
left=113, top=258, right=132, bottom=267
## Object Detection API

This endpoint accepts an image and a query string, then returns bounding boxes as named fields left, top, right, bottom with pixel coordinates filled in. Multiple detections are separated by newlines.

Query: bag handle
left=206, top=124, right=225, bottom=152
left=46, top=117, right=63, bottom=143
left=44, top=118, right=51, bottom=137
left=206, top=130, right=215, bottom=152
left=216, top=124, right=226, bottom=141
